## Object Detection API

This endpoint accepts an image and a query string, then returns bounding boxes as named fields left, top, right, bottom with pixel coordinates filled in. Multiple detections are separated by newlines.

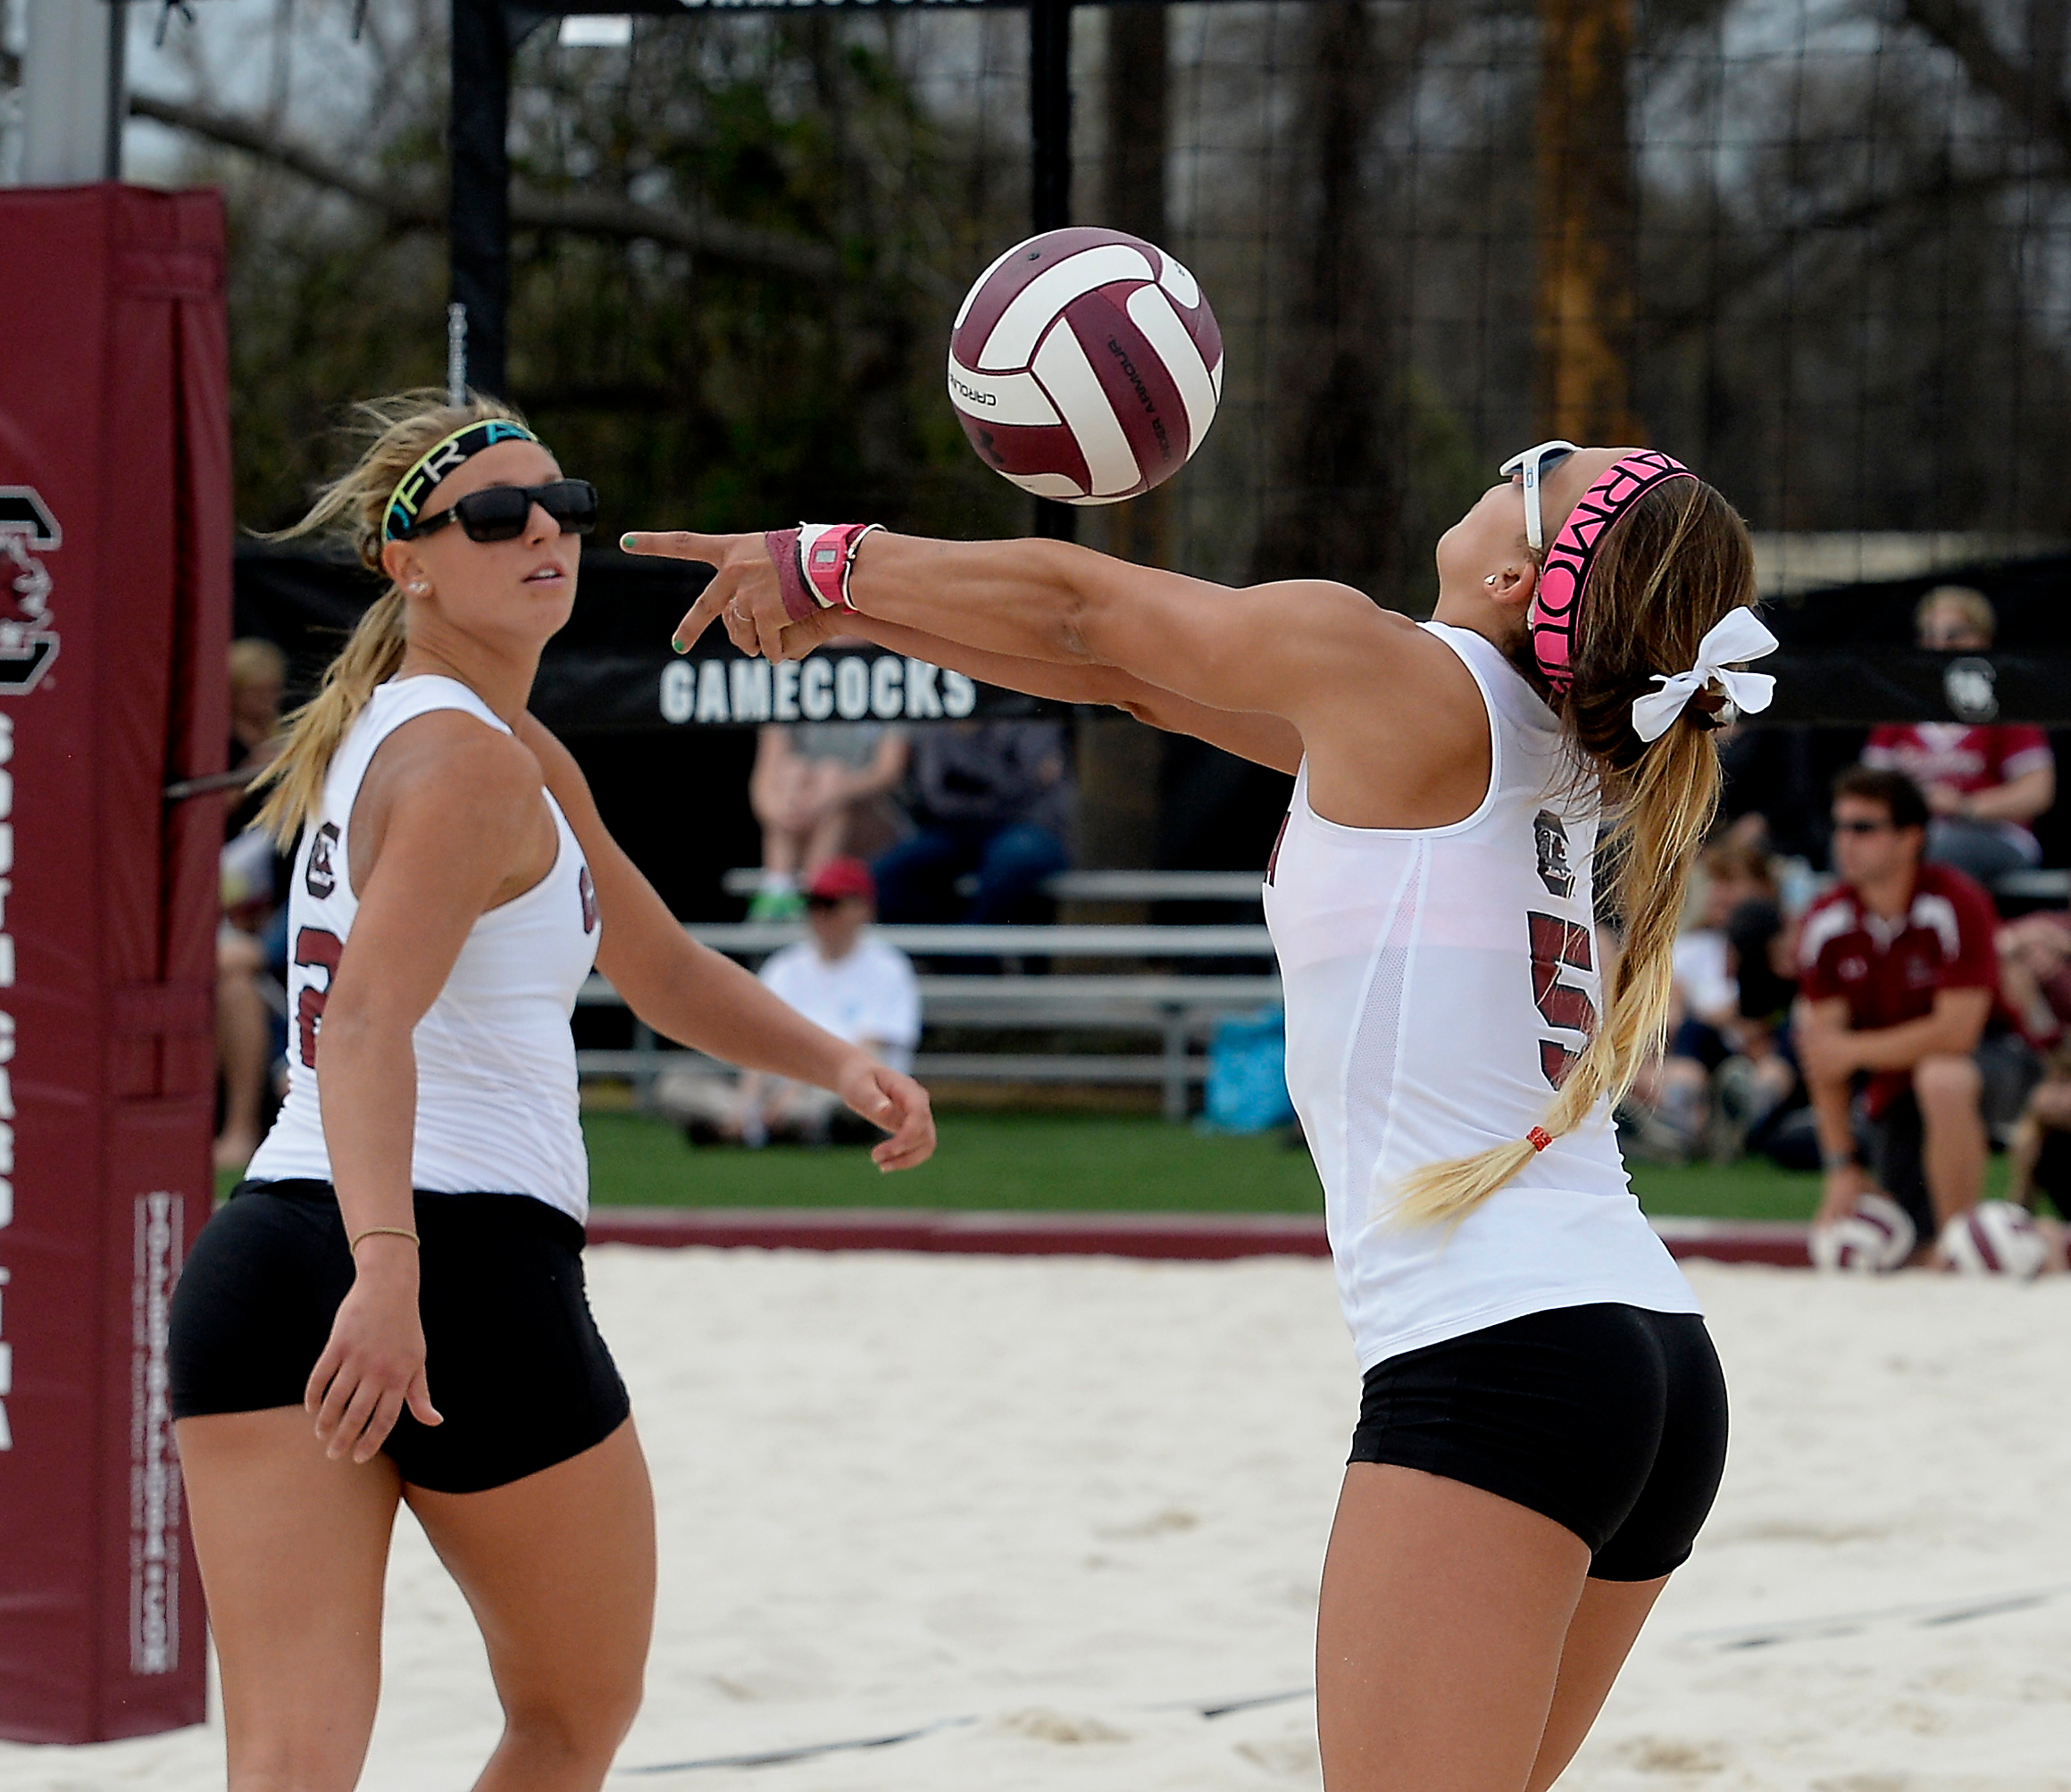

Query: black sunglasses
left=397, top=479, right=598, bottom=544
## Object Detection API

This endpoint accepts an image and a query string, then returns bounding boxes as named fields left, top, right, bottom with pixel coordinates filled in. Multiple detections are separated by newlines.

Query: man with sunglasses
left=656, top=857, right=920, bottom=1146
left=1797, top=766, right=2033, bottom=1253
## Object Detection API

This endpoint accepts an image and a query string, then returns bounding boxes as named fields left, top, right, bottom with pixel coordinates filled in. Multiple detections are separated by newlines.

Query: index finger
left=619, top=529, right=737, bottom=565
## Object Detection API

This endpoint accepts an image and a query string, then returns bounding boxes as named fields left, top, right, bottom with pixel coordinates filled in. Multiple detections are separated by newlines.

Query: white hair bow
left=1630, top=608, right=1780, bottom=744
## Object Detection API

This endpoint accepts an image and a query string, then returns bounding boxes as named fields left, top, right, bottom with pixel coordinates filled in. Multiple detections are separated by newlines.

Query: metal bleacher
left=576, top=871, right=1277, bottom=1121
left=578, top=858, right=2071, bottom=1121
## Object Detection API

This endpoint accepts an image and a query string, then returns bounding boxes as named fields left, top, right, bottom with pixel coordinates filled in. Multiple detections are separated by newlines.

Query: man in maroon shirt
left=1859, top=586, right=2056, bottom=887
left=1799, top=766, right=2029, bottom=1246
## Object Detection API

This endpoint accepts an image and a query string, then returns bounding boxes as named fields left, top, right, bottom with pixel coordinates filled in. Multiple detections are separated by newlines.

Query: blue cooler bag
left=1202, top=1006, right=1295, bottom=1133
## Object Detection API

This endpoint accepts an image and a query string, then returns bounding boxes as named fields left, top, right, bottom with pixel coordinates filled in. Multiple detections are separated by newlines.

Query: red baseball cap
left=806, top=857, right=875, bottom=904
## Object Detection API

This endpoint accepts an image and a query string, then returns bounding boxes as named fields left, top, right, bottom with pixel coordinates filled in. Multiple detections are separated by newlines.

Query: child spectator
left=747, top=721, right=908, bottom=919
left=1797, top=766, right=2036, bottom=1247
left=1860, top=586, right=2055, bottom=887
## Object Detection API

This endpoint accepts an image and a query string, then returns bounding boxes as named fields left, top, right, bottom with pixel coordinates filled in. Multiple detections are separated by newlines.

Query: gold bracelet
left=349, top=1226, right=422, bottom=1252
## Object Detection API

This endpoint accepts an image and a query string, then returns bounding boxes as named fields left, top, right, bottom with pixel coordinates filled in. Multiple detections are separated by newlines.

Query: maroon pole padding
left=0, top=185, right=227, bottom=1743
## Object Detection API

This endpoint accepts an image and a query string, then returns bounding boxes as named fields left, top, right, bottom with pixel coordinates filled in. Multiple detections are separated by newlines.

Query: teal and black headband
left=382, top=419, right=539, bottom=542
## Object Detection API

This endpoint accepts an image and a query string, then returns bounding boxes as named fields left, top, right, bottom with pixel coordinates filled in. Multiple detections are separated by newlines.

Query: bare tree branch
left=1644, top=165, right=2026, bottom=342
left=1899, top=0, right=2071, bottom=163
left=118, top=84, right=839, bottom=282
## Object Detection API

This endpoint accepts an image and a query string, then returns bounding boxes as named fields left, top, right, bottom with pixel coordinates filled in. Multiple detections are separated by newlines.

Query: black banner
left=234, top=546, right=1062, bottom=733
left=235, top=545, right=2071, bottom=730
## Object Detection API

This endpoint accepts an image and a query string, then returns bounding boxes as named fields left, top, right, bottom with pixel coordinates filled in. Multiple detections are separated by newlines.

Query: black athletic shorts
left=169, top=1179, right=630, bottom=1494
left=1348, top=1303, right=1728, bottom=1582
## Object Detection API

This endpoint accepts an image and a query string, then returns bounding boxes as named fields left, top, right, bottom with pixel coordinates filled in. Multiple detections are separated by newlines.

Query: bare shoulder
left=1299, top=617, right=1496, bottom=829
left=1233, top=580, right=1462, bottom=696
left=351, top=711, right=546, bottom=884
left=369, top=708, right=541, bottom=814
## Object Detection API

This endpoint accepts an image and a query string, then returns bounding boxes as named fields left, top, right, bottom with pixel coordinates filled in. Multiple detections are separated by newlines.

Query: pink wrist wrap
left=765, top=523, right=883, bottom=623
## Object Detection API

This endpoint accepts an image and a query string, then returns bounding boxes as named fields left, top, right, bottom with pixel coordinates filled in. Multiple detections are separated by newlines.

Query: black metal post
left=1030, top=0, right=1076, bottom=542
left=103, top=0, right=129, bottom=181
left=449, top=0, right=512, bottom=398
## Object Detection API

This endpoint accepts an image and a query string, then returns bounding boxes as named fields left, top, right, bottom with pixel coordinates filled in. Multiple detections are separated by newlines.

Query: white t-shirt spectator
left=757, top=937, right=922, bottom=1071
left=1672, top=930, right=1736, bottom=1024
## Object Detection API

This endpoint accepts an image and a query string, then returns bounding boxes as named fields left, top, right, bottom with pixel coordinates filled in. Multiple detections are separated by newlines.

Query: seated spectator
left=1716, top=891, right=1811, bottom=1164
left=1642, top=840, right=1781, bottom=1155
left=746, top=721, right=908, bottom=920
left=1860, top=586, right=2055, bottom=888
left=1999, top=908, right=2071, bottom=1047
left=656, top=858, right=920, bottom=1146
left=873, top=721, right=1073, bottom=924
left=2009, top=1043, right=2071, bottom=1221
left=214, top=638, right=290, bottom=1172
left=1797, top=766, right=2037, bottom=1250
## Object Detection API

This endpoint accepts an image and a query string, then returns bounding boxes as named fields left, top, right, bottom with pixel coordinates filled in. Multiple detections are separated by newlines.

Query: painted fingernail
left=671, top=637, right=686, bottom=654
left=620, top=533, right=637, bottom=550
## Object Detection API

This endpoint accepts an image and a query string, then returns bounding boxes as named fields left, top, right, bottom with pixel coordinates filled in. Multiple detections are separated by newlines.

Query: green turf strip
left=583, top=1111, right=1328, bottom=1213
left=583, top=1110, right=1841, bottom=1221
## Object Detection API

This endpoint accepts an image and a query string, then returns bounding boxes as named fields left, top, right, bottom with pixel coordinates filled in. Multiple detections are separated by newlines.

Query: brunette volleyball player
left=168, top=394, right=934, bottom=1792
left=629, top=445, right=1773, bottom=1791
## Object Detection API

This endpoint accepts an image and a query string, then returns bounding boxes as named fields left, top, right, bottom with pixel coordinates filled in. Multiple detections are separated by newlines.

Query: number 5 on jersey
left=1527, top=912, right=1597, bottom=1088
left=294, top=926, right=345, bottom=1068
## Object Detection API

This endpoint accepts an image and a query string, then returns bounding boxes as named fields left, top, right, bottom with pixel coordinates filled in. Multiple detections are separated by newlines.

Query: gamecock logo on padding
left=0, top=487, right=62, bottom=696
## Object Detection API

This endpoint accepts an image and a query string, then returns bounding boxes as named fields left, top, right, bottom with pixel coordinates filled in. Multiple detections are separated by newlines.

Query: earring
left=1483, top=572, right=1499, bottom=588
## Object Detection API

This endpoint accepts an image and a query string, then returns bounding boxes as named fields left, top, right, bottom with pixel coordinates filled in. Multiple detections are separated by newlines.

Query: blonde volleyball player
left=630, top=445, right=1769, bottom=1791
left=168, top=395, right=934, bottom=1792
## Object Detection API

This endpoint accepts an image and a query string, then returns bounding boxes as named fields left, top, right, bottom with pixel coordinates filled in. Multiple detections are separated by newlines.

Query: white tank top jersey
left=1263, top=621, right=1699, bottom=1374
left=246, top=676, right=603, bottom=1222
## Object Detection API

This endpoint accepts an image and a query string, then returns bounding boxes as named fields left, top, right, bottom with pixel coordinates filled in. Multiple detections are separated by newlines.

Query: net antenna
left=447, top=302, right=469, bottom=408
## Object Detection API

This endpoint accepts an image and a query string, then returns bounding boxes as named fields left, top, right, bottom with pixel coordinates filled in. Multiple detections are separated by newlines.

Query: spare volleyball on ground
left=948, top=227, right=1223, bottom=504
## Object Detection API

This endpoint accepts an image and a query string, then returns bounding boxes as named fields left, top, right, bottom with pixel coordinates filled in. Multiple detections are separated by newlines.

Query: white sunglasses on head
left=1498, top=440, right=1580, bottom=553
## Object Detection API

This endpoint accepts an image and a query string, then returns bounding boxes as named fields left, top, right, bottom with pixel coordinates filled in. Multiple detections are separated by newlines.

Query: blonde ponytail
left=246, top=389, right=530, bottom=844
left=250, top=590, right=408, bottom=843
left=1391, top=724, right=1720, bottom=1225
left=1391, top=474, right=1755, bottom=1228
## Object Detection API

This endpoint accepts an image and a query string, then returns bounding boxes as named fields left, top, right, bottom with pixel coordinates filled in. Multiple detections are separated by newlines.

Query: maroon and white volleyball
left=948, top=228, right=1223, bottom=504
left=1938, top=1200, right=2049, bottom=1279
left=1808, top=1192, right=1916, bottom=1273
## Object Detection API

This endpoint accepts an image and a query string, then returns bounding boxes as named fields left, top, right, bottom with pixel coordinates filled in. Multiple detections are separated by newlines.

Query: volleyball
left=948, top=227, right=1223, bottom=504
left=1938, top=1201, right=2049, bottom=1279
left=1808, top=1192, right=1916, bottom=1273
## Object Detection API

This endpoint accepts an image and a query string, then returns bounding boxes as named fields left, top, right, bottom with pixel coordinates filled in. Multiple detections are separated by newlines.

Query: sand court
left=4, top=1251, right=2069, bottom=1790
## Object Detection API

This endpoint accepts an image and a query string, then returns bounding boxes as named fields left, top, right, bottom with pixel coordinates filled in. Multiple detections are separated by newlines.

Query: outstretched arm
left=626, top=529, right=1414, bottom=737
left=792, top=606, right=1304, bottom=774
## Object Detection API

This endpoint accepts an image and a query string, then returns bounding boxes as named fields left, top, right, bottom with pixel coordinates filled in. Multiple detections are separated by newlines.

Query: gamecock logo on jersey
left=1533, top=809, right=1575, bottom=899
left=0, top=488, right=63, bottom=695
left=306, top=822, right=340, bottom=899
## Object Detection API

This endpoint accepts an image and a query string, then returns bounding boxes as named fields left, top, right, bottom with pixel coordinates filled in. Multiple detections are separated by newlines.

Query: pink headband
left=1527, top=450, right=1697, bottom=696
